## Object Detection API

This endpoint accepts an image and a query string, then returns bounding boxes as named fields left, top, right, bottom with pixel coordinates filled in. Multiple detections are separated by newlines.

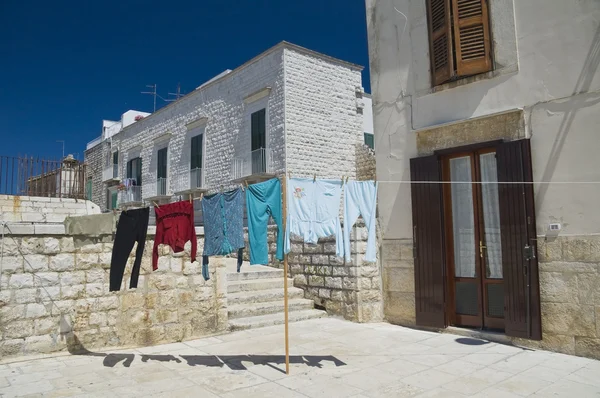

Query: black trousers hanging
left=109, top=207, right=149, bottom=291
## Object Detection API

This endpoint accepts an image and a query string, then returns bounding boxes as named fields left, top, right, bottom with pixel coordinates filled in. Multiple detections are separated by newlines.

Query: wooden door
left=497, top=139, right=542, bottom=340
left=410, top=155, right=446, bottom=328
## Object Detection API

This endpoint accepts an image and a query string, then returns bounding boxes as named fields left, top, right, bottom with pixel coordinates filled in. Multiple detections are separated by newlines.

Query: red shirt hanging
left=153, top=201, right=197, bottom=270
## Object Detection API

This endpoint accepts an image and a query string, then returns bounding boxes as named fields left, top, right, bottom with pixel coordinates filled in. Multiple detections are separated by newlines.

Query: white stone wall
left=0, top=231, right=227, bottom=358
left=284, top=49, right=364, bottom=179
left=0, top=195, right=100, bottom=227
left=110, top=48, right=286, bottom=197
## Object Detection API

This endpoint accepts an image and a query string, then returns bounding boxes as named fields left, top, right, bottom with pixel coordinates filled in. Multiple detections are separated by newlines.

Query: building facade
left=85, top=42, right=372, bottom=214
left=366, top=0, right=600, bottom=358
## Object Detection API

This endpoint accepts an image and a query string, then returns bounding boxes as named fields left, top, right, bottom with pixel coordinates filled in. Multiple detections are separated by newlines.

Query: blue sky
left=0, top=1, right=370, bottom=161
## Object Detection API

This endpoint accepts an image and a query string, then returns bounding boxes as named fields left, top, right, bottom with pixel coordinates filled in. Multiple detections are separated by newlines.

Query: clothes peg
left=240, top=183, right=245, bottom=192
left=288, top=171, right=292, bottom=178
left=341, top=175, right=345, bottom=184
left=200, top=192, right=204, bottom=201
left=245, top=180, right=249, bottom=188
left=189, top=194, right=192, bottom=204
left=313, top=173, right=316, bottom=182
left=153, top=201, right=159, bottom=208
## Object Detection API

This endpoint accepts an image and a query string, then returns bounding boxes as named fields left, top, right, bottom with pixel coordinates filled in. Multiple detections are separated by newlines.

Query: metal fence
left=0, top=155, right=87, bottom=199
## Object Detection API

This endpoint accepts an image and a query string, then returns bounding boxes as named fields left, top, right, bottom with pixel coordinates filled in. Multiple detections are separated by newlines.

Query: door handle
left=479, top=241, right=487, bottom=258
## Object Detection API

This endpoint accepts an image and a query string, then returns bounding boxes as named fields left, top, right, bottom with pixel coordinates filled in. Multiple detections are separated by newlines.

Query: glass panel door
left=444, top=148, right=505, bottom=331
left=478, top=152, right=504, bottom=328
left=448, top=155, right=482, bottom=326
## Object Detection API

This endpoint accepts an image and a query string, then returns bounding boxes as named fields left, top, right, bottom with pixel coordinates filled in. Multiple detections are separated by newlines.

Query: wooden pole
left=282, top=175, right=290, bottom=375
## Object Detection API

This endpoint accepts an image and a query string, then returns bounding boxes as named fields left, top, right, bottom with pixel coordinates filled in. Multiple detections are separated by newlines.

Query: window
left=126, top=157, right=142, bottom=185
left=107, top=187, right=118, bottom=210
left=364, top=133, right=374, bottom=150
left=190, top=134, right=203, bottom=170
left=157, top=147, right=167, bottom=196
left=112, top=151, right=118, bottom=178
left=85, top=178, right=93, bottom=201
left=251, top=108, right=267, bottom=174
left=427, top=0, right=492, bottom=86
left=251, top=109, right=266, bottom=152
left=157, top=148, right=167, bottom=180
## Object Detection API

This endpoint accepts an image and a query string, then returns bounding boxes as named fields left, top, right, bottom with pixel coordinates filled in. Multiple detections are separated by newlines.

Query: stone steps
left=225, top=263, right=326, bottom=331
left=227, top=287, right=305, bottom=306
left=227, top=268, right=284, bottom=282
left=228, top=298, right=315, bottom=320
left=227, top=278, right=294, bottom=294
left=229, top=309, right=327, bottom=331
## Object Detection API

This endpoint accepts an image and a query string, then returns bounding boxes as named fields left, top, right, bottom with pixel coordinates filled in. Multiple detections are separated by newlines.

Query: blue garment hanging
left=201, top=188, right=245, bottom=280
left=246, top=178, right=284, bottom=265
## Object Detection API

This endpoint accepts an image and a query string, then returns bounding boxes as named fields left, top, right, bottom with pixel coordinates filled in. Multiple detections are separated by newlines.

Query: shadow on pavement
left=63, top=331, right=346, bottom=373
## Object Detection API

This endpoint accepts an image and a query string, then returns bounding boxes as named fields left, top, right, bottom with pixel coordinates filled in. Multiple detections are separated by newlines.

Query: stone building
left=85, top=41, right=374, bottom=213
left=366, top=0, right=600, bottom=358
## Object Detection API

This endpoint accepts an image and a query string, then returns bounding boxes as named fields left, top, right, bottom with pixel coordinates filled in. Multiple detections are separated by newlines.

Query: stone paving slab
left=1, top=318, right=600, bottom=397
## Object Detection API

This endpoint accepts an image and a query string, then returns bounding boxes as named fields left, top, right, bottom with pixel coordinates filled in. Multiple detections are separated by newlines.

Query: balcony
left=143, top=177, right=171, bottom=201
left=174, top=168, right=207, bottom=196
left=102, top=164, right=119, bottom=183
left=231, top=148, right=275, bottom=182
left=118, top=186, right=142, bottom=207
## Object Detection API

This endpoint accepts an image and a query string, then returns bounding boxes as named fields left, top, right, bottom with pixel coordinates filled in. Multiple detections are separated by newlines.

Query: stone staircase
left=226, top=263, right=326, bottom=331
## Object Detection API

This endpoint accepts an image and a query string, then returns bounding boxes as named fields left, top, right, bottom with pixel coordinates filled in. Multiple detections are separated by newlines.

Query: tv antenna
left=141, top=84, right=170, bottom=112
left=166, top=83, right=184, bottom=102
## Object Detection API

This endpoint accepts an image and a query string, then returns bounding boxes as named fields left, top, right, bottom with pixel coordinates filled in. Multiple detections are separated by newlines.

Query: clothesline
left=374, top=180, right=600, bottom=185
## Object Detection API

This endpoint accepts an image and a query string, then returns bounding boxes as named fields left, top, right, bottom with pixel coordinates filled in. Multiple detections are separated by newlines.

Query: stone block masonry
left=381, top=235, right=600, bottom=360
left=247, top=223, right=384, bottom=323
left=0, top=195, right=100, bottom=225
left=0, top=231, right=227, bottom=359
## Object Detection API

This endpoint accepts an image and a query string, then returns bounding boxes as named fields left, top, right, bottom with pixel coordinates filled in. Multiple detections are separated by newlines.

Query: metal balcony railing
left=143, top=177, right=169, bottom=199
left=190, top=168, right=203, bottom=190
left=173, top=168, right=204, bottom=194
left=102, top=164, right=119, bottom=182
left=118, top=185, right=142, bottom=205
left=157, top=177, right=167, bottom=196
left=231, top=148, right=273, bottom=180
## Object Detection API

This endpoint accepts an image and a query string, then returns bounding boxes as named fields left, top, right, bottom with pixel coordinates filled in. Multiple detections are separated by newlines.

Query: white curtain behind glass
left=450, top=157, right=476, bottom=278
left=480, top=153, right=503, bottom=279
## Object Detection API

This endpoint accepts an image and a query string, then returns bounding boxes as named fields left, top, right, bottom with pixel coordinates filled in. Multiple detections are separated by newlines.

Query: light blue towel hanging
left=343, top=181, right=378, bottom=262
left=284, top=178, right=343, bottom=257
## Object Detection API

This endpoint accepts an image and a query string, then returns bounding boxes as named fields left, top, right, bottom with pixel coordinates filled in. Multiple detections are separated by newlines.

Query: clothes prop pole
left=282, top=175, right=290, bottom=375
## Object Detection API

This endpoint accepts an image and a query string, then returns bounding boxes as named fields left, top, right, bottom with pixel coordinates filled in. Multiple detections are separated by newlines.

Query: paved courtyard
left=1, top=318, right=599, bottom=397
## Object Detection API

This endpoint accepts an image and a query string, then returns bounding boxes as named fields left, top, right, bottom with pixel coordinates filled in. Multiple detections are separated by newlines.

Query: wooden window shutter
left=496, top=139, right=542, bottom=340
left=452, top=0, right=492, bottom=76
left=410, top=155, right=446, bottom=328
left=427, top=0, right=454, bottom=86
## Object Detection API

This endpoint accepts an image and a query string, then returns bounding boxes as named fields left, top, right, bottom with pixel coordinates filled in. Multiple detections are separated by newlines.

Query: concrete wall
left=366, top=0, right=600, bottom=357
left=0, top=229, right=227, bottom=359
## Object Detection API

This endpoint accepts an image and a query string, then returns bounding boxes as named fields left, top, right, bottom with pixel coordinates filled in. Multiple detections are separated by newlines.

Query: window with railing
left=251, top=109, right=266, bottom=174
left=190, top=134, right=203, bottom=189
left=157, top=147, right=168, bottom=196
left=127, top=157, right=142, bottom=185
